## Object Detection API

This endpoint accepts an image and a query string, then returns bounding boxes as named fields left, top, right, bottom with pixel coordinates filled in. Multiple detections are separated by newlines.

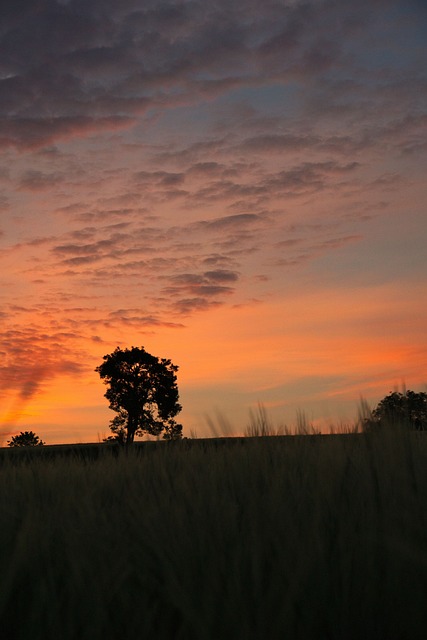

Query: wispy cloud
left=0, top=324, right=86, bottom=427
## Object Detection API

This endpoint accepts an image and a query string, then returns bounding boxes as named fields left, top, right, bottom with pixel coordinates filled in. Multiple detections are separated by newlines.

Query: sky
left=0, top=0, right=426, bottom=444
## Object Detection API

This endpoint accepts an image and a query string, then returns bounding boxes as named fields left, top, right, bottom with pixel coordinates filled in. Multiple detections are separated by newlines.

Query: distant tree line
left=7, top=431, right=45, bottom=447
left=6, top=381, right=426, bottom=449
left=364, top=390, right=427, bottom=432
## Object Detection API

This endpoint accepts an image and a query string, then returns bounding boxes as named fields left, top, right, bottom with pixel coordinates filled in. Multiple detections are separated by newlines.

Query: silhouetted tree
left=96, top=346, right=182, bottom=444
left=7, top=431, right=45, bottom=447
left=365, top=390, right=427, bottom=431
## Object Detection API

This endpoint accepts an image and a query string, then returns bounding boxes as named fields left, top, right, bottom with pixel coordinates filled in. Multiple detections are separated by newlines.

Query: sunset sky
left=1, top=0, right=426, bottom=444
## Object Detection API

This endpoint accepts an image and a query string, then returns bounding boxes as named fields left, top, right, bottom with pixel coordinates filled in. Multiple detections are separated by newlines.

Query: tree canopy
left=366, top=390, right=427, bottom=431
left=96, top=346, right=182, bottom=443
left=7, top=431, right=45, bottom=447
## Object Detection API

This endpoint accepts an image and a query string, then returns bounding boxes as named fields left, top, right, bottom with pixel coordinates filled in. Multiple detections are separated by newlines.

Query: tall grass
left=1, top=430, right=427, bottom=639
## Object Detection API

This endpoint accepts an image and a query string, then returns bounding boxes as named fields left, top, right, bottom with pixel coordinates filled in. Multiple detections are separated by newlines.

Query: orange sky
left=1, top=0, right=426, bottom=444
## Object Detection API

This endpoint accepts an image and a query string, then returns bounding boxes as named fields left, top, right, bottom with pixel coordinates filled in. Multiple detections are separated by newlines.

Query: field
left=1, top=430, right=427, bottom=639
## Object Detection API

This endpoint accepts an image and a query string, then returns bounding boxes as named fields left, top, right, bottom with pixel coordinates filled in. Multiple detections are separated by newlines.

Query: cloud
left=191, top=213, right=264, bottom=231
left=1, top=0, right=422, bottom=149
left=169, top=296, right=224, bottom=315
left=202, top=254, right=236, bottom=268
left=163, top=272, right=237, bottom=297
left=150, top=266, right=242, bottom=316
left=19, top=169, right=65, bottom=191
left=0, top=326, right=86, bottom=408
left=0, top=116, right=136, bottom=149
left=134, top=171, right=186, bottom=187
left=204, top=269, right=239, bottom=283
left=238, top=133, right=321, bottom=154
left=273, top=234, right=363, bottom=267
left=107, top=308, right=184, bottom=329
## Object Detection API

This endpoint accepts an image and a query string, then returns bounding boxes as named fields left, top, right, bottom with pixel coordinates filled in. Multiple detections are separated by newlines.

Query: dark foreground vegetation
left=1, top=429, right=427, bottom=639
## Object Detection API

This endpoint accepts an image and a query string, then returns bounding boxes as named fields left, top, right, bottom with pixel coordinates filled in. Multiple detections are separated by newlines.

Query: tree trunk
left=126, top=415, right=136, bottom=446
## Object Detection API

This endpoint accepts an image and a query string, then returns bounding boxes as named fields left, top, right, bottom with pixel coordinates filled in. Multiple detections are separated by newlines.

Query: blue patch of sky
left=128, top=82, right=301, bottom=146
left=135, top=102, right=223, bottom=143
left=308, top=209, right=427, bottom=288
left=214, top=82, right=301, bottom=117
left=343, top=4, right=426, bottom=73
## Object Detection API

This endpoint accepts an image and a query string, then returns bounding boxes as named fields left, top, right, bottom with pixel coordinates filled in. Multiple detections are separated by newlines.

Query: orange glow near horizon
left=2, top=277, right=426, bottom=444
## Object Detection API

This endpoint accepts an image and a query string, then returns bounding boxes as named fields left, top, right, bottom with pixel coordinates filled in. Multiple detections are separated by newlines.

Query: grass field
left=1, top=429, right=427, bottom=639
